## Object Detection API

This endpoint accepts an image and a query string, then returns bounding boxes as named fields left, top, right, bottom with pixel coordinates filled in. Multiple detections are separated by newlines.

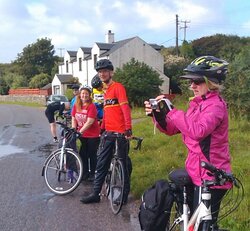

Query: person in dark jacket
left=45, top=101, right=70, bottom=142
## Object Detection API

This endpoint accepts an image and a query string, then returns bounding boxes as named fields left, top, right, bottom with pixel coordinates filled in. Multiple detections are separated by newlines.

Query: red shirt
left=72, top=103, right=100, bottom=138
left=102, top=82, right=132, bottom=133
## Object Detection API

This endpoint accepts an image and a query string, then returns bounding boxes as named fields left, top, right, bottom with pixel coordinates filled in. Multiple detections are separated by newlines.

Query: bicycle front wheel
left=110, top=159, right=125, bottom=214
left=44, top=149, right=83, bottom=195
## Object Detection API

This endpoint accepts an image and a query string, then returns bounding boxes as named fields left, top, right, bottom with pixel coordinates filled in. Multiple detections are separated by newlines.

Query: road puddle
left=0, top=144, right=24, bottom=158
left=14, top=123, right=32, bottom=128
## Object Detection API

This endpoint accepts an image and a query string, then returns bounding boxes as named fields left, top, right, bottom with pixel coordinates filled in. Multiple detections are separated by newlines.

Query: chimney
left=105, top=30, right=114, bottom=43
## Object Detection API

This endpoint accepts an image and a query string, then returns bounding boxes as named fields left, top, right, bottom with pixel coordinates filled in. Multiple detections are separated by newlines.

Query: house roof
left=41, top=83, right=52, bottom=90
left=95, top=43, right=114, bottom=50
left=99, top=37, right=162, bottom=57
left=99, top=37, right=135, bottom=57
left=65, top=37, right=163, bottom=61
left=80, top=47, right=92, bottom=54
left=67, top=51, right=77, bottom=57
left=56, top=74, right=74, bottom=83
left=149, top=44, right=163, bottom=51
left=85, top=54, right=92, bottom=60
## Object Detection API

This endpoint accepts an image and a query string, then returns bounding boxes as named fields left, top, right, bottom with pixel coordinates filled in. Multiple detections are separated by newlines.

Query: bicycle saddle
left=168, top=168, right=192, bottom=186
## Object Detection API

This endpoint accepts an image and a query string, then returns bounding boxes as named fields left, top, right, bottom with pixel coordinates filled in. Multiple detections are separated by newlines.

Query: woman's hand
left=144, top=95, right=166, bottom=116
left=144, top=100, right=153, bottom=116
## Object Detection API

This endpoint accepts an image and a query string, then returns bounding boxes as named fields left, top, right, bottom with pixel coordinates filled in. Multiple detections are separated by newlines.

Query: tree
left=29, top=73, right=51, bottom=88
left=163, top=55, right=190, bottom=94
left=223, top=46, right=250, bottom=119
left=15, top=38, right=56, bottom=82
left=0, top=77, right=9, bottom=95
left=191, top=34, right=250, bottom=62
left=113, top=58, right=163, bottom=107
left=180, top=40, right=195, bottom=59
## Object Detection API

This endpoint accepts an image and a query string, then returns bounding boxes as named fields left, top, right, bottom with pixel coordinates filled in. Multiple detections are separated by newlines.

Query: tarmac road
left=0, top=104, right=141, bottom=231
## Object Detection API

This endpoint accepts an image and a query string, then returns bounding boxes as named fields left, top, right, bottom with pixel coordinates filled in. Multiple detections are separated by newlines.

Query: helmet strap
left=203, top=76, right=210, bottom=91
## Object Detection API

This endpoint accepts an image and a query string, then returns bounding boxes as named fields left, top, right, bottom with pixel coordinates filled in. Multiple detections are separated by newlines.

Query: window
left=94, top=54, right=97, bottom=68
left=79, top=58, right=82, bottom=71
left=66, top=61, right=69, bottom=73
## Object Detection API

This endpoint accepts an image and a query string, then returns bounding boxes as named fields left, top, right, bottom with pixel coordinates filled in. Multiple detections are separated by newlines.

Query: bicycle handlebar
left=56, top=121, right=81, bottom=138
left=201, top=161, right=239, bottom=187
left=131, top=136, right=143, bottom=150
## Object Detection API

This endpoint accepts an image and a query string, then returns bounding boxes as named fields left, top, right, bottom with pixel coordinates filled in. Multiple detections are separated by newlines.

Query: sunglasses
left=189, top=79, right=205, bottom=85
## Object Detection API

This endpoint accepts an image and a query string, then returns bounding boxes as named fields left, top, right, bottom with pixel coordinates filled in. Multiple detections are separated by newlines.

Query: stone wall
left=0, top=95, right=47, bottom=105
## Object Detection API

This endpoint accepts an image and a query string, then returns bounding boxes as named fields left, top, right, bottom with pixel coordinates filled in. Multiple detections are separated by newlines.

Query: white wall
left=51, top=75, right=61, bottom=94
left=110, top=37, right=163, bottom=71
left=58, top=38, right=169, bottom=92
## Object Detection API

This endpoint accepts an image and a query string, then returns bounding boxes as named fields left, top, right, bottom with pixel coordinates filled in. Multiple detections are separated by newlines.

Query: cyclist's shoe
left=53, top=137, right=59, bottom=143
left=80, top=193, right=100, bottom=204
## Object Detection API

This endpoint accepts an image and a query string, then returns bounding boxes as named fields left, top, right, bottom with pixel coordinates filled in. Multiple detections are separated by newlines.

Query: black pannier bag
left=138, top=179, right=174, bottom=231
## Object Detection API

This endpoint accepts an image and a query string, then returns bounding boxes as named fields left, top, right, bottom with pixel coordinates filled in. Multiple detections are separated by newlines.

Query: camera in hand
left=149, top=99, right=159, bottom=110
left=158, top=98, right=173, bottom=115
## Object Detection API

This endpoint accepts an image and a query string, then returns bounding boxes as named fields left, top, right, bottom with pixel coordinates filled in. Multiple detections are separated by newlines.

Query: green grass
left=0, top=101, right=43, bottom=107
left=130, top=101, right=250, bottom=231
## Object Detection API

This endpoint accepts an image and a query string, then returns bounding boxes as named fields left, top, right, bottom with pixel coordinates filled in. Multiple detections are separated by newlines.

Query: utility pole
left=176, top=14, right=179, bottom=56
left=180, top=20, right=191, bottom=41
left=57, top=48, right=65, bottom=74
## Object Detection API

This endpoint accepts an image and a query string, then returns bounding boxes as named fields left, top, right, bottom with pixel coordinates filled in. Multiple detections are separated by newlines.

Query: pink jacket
left=155, top=91, right=232, bottom=188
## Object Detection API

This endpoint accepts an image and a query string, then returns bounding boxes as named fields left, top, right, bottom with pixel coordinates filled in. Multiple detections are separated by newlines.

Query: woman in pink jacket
left=145, top=56, right=231, bottom=227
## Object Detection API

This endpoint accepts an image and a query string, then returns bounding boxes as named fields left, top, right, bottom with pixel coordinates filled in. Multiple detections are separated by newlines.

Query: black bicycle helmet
left=71, top=84, right=80, bottom=90
left=95, top=59, right=114, bottom=71
left=91, top=74, right=102, bottom=88
left=181, top=56, right=229, bottom=83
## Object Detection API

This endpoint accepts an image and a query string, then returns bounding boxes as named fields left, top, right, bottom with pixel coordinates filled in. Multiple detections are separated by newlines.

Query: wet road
left=0, top=104, right=141, bottom=231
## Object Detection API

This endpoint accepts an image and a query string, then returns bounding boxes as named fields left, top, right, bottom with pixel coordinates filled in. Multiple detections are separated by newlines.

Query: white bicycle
left=168, top=161, right=244, bottom=231
left=42, top=121, right=83, bottom=195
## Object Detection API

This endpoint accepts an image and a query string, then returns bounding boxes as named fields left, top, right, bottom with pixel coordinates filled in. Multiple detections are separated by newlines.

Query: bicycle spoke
left=109, top=159, right=124, bottom=214
left=44, top=149, right=83, bottom=195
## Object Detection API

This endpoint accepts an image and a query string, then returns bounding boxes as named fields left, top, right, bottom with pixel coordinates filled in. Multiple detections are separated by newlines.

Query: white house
left=53, top=30, right=169, bottom=95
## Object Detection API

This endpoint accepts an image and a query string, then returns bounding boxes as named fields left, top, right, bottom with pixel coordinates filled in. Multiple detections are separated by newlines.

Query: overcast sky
left=1, top=0, right=249, bottom=63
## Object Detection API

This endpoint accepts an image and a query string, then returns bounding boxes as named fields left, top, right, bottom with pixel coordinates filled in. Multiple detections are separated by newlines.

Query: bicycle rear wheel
left=169, top=201, right=184, bottom=231
left=109, top=159, right=125, bottom=214
left=44, top=149, right=83, bottom=195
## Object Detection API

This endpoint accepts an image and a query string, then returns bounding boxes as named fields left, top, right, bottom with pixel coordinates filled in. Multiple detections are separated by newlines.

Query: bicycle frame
left=169, top=161, right=242, bottom=231
left=42, top=120, right=83, bottom=195
left=187, top=190, right=212, bottom=231
left=104, top=134, right=143, bottom=214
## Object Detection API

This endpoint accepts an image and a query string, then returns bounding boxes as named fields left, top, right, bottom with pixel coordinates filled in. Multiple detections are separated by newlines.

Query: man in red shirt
left=80, top=59, right=132, bottom=204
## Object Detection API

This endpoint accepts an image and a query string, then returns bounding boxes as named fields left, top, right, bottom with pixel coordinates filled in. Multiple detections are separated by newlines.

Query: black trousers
left=79, top=137, right=100, bottom=176
left=93, top=132, right=131, bottom=200
left=191, top=186, right=227, bottom=224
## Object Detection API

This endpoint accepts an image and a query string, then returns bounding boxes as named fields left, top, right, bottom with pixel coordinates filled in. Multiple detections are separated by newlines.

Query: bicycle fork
left=169, top=186, right=189, bottom=231
left=59, top=139, right=66, bottom=171
left=187, top=187, right=212, bottom=231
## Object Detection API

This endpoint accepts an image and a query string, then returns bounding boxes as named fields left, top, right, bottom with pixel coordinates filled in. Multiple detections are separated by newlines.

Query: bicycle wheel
left=109, top=159, right=125, bottom=214
left=104, top=169, right=111, bottom=197
left=43, top=148, right=83, bottom=195
left=198, top=220, right=212, bottom=231
left=169, top=200, right=184, bottom=231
